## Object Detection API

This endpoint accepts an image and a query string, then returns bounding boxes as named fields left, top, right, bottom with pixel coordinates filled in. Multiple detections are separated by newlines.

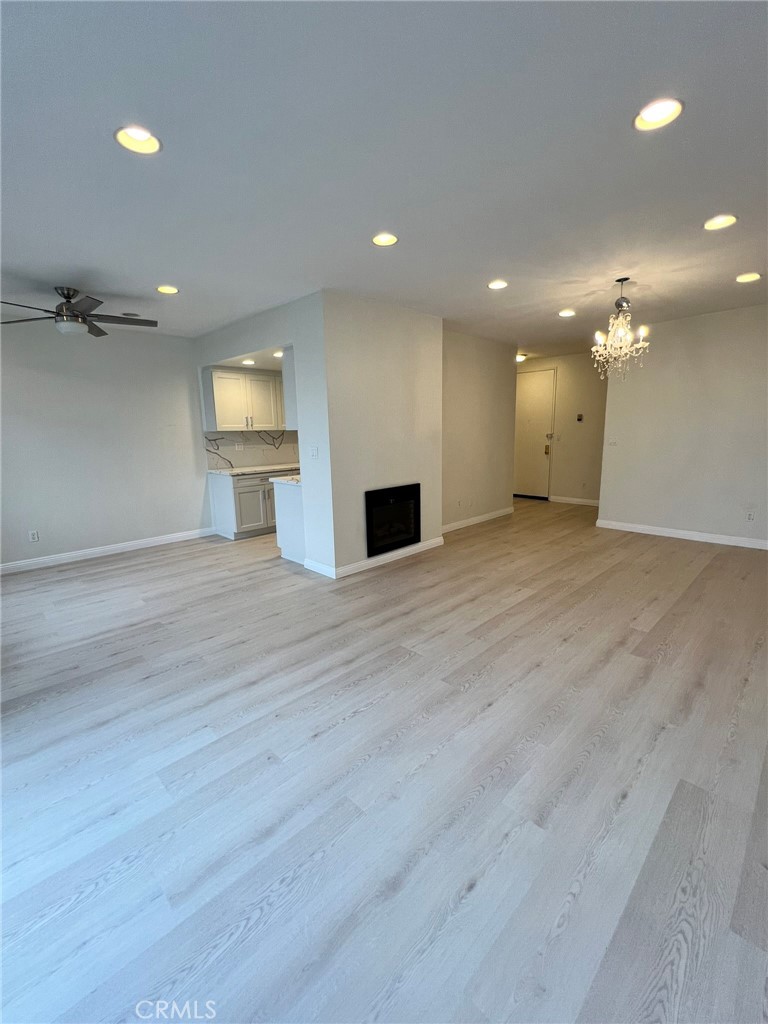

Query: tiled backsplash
left=204, top=431, right=299, bottom=470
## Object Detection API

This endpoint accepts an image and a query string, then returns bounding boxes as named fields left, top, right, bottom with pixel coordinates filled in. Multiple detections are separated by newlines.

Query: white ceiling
left=2, top=2, right=766, bottom=355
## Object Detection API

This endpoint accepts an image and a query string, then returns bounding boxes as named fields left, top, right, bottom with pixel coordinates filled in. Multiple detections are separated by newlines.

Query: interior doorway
left=514, top=367, right=556, bottom=499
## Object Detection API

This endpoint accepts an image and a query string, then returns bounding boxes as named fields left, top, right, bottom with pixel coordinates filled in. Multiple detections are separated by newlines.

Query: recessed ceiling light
left=704, top=214, right=738, bottom=231
left=273, top=350, right=284, bottom=358
left=114, top=125, right=162, bottom=155
left=558, top=309, right=576, bottom=318
left=372, top=232, right=398, bottom=247
left=633, top=98, right=684, bottom=131
left=516, top=354, right=527, bottom=363
left=156, top=285, right=179, bottom=295
left=487, top=279, right=508, bottom=290
left=242, top=359, right=255, bottom=366
left=736, top=272, right=761, bottom=283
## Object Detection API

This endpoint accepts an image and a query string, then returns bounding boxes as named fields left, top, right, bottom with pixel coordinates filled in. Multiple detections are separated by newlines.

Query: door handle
left=544, top=444, right=550, bottom=455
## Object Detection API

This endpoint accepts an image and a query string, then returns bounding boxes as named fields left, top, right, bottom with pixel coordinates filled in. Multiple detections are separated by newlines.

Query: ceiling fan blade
left=89, top=314, right=158, bottom=327
left=1, top=316, right=55, bottom=324
left=87, top=321, right=108, bottom=338
left=1, top=299, right=57, bottom=314
left=70, top=295, right=103, bottom=315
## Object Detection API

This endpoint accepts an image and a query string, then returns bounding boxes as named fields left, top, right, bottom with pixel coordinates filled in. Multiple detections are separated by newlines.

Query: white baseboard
left=1, top=528, right=218, bottom=575
left=596, top=519, right=768, bottom=550
left=302, top=559, right=337, bottom=578
left=304, top=537, right=445, bottom=580
left=549, top=496, right=600, bottom=507
left=442, top=507, right=514, bottom=534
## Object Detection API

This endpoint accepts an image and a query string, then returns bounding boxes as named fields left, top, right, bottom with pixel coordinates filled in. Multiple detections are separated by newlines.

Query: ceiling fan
left=1, top=286, right=158, bottom=338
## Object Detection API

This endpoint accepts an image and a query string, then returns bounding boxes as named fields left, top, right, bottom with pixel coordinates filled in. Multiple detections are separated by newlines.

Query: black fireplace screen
left=364, top=484, right=421, bottom=558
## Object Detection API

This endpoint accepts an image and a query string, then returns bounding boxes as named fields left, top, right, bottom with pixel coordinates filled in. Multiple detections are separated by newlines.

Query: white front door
left=514, top=368, right=556, bottom=498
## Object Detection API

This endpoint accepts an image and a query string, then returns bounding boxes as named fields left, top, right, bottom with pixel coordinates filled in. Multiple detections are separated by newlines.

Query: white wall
left=1, top=324, right=208, bottom=564
left=598, top=304, right=768, bottom=545
left=195, top=292, right=336, bottom=568
left=518, top=352, right=607, bottom=503
left=323, top=291, right=443, bottom=568
left=442, top=330, right=516, bottom=527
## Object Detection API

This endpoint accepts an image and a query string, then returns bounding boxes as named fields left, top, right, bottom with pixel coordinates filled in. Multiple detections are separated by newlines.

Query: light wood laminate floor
left=3, top=501, right=767, bottom=1024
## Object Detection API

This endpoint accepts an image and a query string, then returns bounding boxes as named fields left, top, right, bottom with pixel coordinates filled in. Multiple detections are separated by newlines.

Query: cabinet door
left=234, top=484, right=267, bottom=531
left=265, top=485, right=276, bottom=526
left=246, top=375, right=279, bottom=430
left=212, top=371, right=249, bottom=430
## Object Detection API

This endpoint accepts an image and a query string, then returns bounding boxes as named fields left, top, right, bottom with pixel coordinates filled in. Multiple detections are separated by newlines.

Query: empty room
left=2, top=3, right=766, bottom=1023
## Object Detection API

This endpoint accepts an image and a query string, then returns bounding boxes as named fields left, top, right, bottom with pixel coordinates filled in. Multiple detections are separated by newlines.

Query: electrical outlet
left=310, top=446, right=319, bottom=459
left=235, top=443, right=244, bottom=451
left=746, top=509, right=756, bottom=522
left=28, top=530, right=40, bottom=543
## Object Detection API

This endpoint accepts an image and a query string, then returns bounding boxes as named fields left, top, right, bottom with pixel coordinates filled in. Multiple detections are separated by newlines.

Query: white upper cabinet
left=209, top=370, right=249, bottom=430
left=245, top=374, right=279, bottom=430
left=202, top=368, right=285, bottom=431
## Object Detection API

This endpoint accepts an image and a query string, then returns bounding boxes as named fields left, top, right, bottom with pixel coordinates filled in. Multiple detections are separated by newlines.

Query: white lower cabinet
left=208, top=473, right=280, bottom=539
left=234, top=482, right=269, bottom=532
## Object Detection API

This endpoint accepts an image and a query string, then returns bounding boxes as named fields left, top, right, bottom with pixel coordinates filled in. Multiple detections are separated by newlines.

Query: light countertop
left=207, top=463, right=300, bottom=477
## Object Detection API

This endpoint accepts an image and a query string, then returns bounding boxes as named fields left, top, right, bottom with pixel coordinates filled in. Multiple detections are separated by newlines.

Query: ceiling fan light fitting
left=55, top=317, right=89, bottom=335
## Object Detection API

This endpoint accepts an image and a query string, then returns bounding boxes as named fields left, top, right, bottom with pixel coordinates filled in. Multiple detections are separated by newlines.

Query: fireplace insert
left=364, top=483, right=421, bottom=558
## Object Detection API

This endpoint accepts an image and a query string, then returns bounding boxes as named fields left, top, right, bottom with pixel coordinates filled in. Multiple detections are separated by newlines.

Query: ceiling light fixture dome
left=273, top=350, right=284, bottom=358
left=242, top=359, right=255, bottom=365
left=591, top=277, right=650, bottom=380
left=487, top=279, right=508, bottom=290
left=558, top=309, right=575, bottom=318
left=634, top=98, right=683, bottom=131
left=54, top=315, right=89, bottom=335
left=372, top=232, right=398, bottom=247
left=156, top=285, right=179, bottom=295
left=736, top=272, right=761, bottom=283
left=516, top=354, right=527, bottom=363
left=114, top=125, right=162, bottom=155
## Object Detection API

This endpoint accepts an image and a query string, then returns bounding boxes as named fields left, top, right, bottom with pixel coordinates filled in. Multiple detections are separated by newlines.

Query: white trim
left=302, top=559, right=338, bottom=578
left=304, top=537, right=444, bottom=580
left=442, top=507, right=514, bottom=534
left=549, top=496, right=600, bottom=507
left=596, top=519, right=768, bottom=550
left=1, top=528, right=217, bottom=575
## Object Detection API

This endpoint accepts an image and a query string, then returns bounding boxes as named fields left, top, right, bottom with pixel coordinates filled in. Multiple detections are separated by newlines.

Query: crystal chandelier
left=591, top=277, right=650, bottom=379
